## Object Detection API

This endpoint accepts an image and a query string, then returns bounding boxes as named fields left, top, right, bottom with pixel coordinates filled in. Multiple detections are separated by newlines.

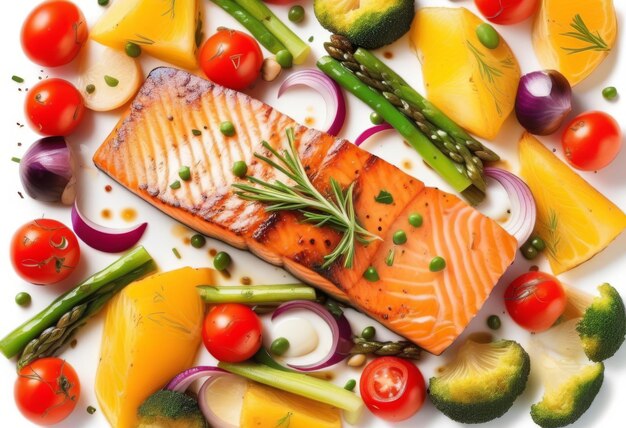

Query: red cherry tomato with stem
left=25, top=78, right=85, bottom=136
left=199, top=28, right=263, bottom=91
left=504, top=271, right=567, bottom=332
left=474, top=0, right=539, bottom=25
left=10, top=218, right=81, bottom=285
left=359, top=356, right=426, bottom=422
left=202, top=303, right=262, bottom=362
left=21, top=1, right=87, bottom=67
left=14, top=358, right=81, bottom=426
left=561, top=111, right=622, bottom=171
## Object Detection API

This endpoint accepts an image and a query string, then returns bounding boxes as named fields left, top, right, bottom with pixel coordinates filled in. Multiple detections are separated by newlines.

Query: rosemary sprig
left=561, top=14, right=610, bottom=54
left=233, top=128, right=380, bottom=268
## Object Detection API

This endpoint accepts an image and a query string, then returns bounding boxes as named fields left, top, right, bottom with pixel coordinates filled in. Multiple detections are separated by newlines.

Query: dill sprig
left=233, top=128, right=380, bottom=269
left=561, top=14, right=610, bottom=54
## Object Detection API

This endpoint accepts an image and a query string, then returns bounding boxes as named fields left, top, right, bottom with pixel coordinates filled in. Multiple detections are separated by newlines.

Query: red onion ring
left=164, top=365, right=227, bottom=393
left=71, top=201, right=148, bottom=253
left=485, top=167, right=536, bottom=247
left=271, top=300, right=352, bottom=371
left=354, top=123, right=393, bottom=147
left=278, top=69, right=346, bottom=136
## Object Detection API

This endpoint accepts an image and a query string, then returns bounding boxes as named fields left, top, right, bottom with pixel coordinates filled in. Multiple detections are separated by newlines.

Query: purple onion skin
left=19, top=136, right=72, bottom=202
left=515, top=70, right=572, bottom=136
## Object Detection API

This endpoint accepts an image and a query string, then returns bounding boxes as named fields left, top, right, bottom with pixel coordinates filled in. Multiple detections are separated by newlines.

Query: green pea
left=220, top=121, right=236, bottom=137
left=392, top=230, right=407, bottom=245
left=178, top=166, right=191, bottom=181
left=85, top=84, right=96, bottom=94
left=288, top=5, right=305, bottom=23
left=361, top=326, right=376, bottom=340
left=15, top=292, right=31, bottom=306
left=232, top=160, right=248, bottom=178
left=521, top=244, right=538, bottom=260
left=213, top=251, right=231, bottom=271
left=363, top=266, right=379, bottom=282
left=530, top=236, right=546, bottom=251
left=344, top=379, right=357, bottom=391
left=408, top=213, right=423, bottom=227
left=98, top=0, right=109, bottom=6
left=370, top=112, right=384, bottom=125
left=429, top=256, right=446, bottom=272
left=602, top=86, right=618, bottom=100
left=476, top=23, right=500, bottom=49
left=270, top=337, right=290, bottom=356
left=125, top=42, right=141, bottom=58
left=275, top=50, right=293, bottom=69
left=190, top=234, right=206, bottom=249
left=487, top=315, right=501, bottom=330
left=170, top=180, right=181, bottom=190
left=104, top=75, right=119, bottom=87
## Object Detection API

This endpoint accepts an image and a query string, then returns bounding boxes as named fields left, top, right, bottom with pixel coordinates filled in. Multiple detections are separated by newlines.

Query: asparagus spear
left=350, top=337, right=422, bottom=360
left=233, top=0, right=310, bottom=64
left=0, top=246, right=155, bottom=363
left=197, top=284, right=317, bottom=304
left=210, top=0, right=287, bottom=54
left=317, top=55, right=482, bottom=204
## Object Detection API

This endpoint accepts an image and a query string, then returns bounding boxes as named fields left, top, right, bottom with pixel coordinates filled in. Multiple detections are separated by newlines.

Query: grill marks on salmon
left=94, top=68, right=517, bottom=354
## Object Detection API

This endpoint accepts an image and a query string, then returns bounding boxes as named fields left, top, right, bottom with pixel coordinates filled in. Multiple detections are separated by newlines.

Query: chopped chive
left=104, top=75, right=119, bottom=87
left=385, top=248, right=395, bottom=266
left=11, top=157, right=21, bottom=163
left=178, top=166, right=191, bottom=181
left=172, top=247, right=181, bottom=259
left=169, top=180, right=181, bottom=189
left=85, top=84, right=96, bottom=94
left=86, top=405, right=97, bottom=414
left=191, top=128, right=202, bottom=136
left=12, top=75, right=24, bottom=83
left=374, top=190, right=393, bottom=204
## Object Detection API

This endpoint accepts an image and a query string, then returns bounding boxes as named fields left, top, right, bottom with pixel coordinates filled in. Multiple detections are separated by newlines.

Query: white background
left=1, top=1, right=625, bottom=427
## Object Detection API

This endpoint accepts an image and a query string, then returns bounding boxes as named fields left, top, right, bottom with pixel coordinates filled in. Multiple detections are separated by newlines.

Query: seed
left=270, top=337, right=290, bottom=356
left=347, top=354, right=366, bottom=367
left=213, top=251, right=231, bottom=271
left=190, top=234, right=206, bottom=249
left=361, top=326, right=376, bottom=340
left=261, top=58, right=282, bottom=82
left=85, top=84, right=96, bottom=94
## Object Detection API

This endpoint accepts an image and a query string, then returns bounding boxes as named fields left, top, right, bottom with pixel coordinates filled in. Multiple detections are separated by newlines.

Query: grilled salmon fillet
left=94, top=67, right=517, bottom=355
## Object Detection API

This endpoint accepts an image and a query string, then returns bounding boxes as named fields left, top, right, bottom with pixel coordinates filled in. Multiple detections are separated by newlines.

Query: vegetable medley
left=1, top=0, right=625, bottom=428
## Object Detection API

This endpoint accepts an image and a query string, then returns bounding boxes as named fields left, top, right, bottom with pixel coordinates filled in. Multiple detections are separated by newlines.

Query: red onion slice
left=278, top=69, right=346, bottom=136
left=198, top=374, right=246, bottom=428
left=271, top=300, right=352, bottom=371
left=164, top=365, right=227, bottom=393
left=354, top=123, right=393, bottom=147
left=71, top=201, right=148, bottom=253
left=485, top=167, right=536, bottom=247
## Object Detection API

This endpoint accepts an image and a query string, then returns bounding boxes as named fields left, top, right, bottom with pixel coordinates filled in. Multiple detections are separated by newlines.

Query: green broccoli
left=563, top=283, right=625, bottom=362
left=137, top=390, right=207, bottom=428
left=428, top=338, right=530, bottom=424
left=530, top=319, right=604, bottom=428
left=313, top=0, right=415, bottom=49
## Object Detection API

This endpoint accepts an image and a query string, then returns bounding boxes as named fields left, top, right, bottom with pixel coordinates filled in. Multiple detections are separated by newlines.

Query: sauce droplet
left=304, top=116, right=315, bottom=126
left=104, top=185, right=112, bottom=193
left=208, top=248, right=217, bottom=257
left=383, top=51, right=393, bottom=59
left=120, top=208, right=137, bottom=222
left=240, top=276, right=252, bottom=285
left=101, top=209, right=112, bottom=219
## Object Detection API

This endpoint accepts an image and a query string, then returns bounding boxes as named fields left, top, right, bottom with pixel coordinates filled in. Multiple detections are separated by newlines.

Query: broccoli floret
left=564, top=283, right=626, bottom=362
left=530, top=320, right=605, bottom=428
left=137, top=390, right=207, bottom=428
left=314, top=0, right=415, bottom=49
left=428, top=339, right=530, bottom=424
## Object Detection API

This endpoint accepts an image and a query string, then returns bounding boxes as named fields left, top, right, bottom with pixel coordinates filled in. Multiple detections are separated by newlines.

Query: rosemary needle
left=233, top=128, right=380, bottom=268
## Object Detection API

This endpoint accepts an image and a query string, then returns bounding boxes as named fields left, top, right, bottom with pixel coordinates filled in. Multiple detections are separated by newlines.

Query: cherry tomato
left=25, top=78, right=85, bottom=136
left=15, top=358, right=81, bottom=426
left=504, top=271, right=567, bottom=332
left=199, top=28, right=263, bottom=91
left=202, top=303, right=262, bottom=362
left=21, top=1, right=87, bottom=67
left=561, top=111, right=622, bottom=171
left=359, top=357, right=426, bottom=422
left=474, top=0, right=539, bottom=25
left=10, top=218, right=81, bottom=285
